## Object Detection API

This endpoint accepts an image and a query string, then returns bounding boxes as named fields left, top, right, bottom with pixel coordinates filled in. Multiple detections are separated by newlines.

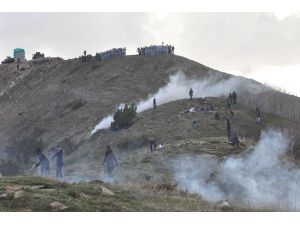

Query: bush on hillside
left=0, top=158, right=22, bottom=176
left=111, top=103, right=137, bottom=131
left=0, top=135, right=44, bottom=176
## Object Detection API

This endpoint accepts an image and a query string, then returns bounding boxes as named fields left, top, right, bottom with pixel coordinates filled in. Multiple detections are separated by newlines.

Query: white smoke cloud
left=174, top=129, right=300, bottom=211
left=92, top=115, right=113, bottom=134
left=91, top=104, right=125, bottom=134
left=91, top=72, right=264, bottom=134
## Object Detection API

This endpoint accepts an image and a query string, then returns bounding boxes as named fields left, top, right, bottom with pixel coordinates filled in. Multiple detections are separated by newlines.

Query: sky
left=0, top=12, right=300, bottom=96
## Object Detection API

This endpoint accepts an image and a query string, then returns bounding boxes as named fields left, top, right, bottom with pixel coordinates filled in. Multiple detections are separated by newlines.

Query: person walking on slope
left=52, top=144, right=64, bottom=178
left=153, top=98, right=157, bottom=110
left=229, top=131, right=240, bottom=146
left=232, top=91, right=237, bottom=104
left=223, top=117, right=232, bottom=139
left=230, top=110, right=235, bottom=122
left=255, top=105, right=261, bottom=124
left=229, top=93, right=234, bottom=106
left=226, top=96, right=232, bottom=110
left=189, top=88, right=194, bottom=100
left=148, top=128, right=156, bottom=152
left=256, top=105, right=261, bottom=118
left=33, top=148, right=50, bottom=177
left=102, top=145, right=119, bottom=177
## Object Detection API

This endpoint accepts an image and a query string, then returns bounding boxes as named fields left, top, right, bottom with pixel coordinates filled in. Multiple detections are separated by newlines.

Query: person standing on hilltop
left=102, top=145, right=119, bottom=177
left=52, top=144, right=64, bottom=178
left=148, top=128, right=157, bottom=152
left=189, top=88, right=194, bottom=100
left=153, top=98, right=157, bottom=110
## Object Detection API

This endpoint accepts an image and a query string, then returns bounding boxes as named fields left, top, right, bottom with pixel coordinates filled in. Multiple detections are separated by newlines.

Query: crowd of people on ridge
left=137, top=44, right=175, bottom=56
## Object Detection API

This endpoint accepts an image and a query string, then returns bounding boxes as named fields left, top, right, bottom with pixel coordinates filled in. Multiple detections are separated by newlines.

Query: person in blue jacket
left=33, top=148, right=50, bottom=177
left=102, top=145, right=119, bottom=176
left=52, top=144, right=64, bottom=178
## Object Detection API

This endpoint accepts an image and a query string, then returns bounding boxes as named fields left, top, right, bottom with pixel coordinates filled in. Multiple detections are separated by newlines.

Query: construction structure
left=13, top=48, right=25, bottom=63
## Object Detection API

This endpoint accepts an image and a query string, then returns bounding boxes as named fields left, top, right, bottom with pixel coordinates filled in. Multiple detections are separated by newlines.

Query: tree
left=111, top=103, right=137, bottom=131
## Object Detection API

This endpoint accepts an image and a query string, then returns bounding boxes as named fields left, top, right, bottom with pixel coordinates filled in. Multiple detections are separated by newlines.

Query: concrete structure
left=13, top=48, right=25, bottom=63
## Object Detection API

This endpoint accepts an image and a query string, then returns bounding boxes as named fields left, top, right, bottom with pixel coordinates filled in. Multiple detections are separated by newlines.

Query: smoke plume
left=92, top=71, right=264, bottom=134
left=174, top=129, right=300, bottom=211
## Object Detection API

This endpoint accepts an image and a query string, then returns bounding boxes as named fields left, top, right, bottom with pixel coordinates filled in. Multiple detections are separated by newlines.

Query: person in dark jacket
left=33, top=148, right=50, bottom=177
left=148, top=128, right=156, bottom=152
left=214, top=111, right=220, bottom=120
left=256, top=105, right=261, bottom=118
left=229, top=131, right=240, bottom=146
left=232, top=91, right=237, bottom=104
left=226, top=96, right=231, bottom=110
left=230, top=110, right=235, bottom=122
left=153, top=98, right=157, bottom=110
left=223, top=117, right=231, bottom=139
left=102, top=145, right=119, bottom=176
left=189, top=88, right=194, bottom=100
left=229, top=93, right=234, bottom=106
left=52, top=144, right=63, bottom=178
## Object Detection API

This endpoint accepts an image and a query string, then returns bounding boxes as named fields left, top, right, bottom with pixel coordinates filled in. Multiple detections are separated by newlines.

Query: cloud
left=0, top=13, right=152, bottom=58
left=176, top=13, right=300, bottom=73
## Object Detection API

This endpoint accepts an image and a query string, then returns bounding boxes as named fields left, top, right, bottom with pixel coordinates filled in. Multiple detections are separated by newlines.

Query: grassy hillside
left=0, top=55, right=299, bottom=178
left=0, top=176, right=220, bottom=212
left=0, top=55, right=226, bottom=158
left=1, top=55, right=300, bottom=212
left=61, top=97, right=300, bottom=184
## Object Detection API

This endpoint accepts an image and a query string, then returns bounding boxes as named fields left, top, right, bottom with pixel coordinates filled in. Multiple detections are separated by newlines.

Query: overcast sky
left=0, top=12, right=299, bottom=95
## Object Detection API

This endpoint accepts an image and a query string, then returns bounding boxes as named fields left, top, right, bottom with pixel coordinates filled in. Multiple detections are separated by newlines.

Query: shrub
left=0, top=134, right=44, bottom=176
left=0, top=158, right=22, bottom=176
left=111, top=103, right=137, bottom=131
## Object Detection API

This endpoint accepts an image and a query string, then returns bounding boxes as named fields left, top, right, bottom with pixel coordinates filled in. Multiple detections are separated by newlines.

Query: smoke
left=91, top=104, right=125, bottom=134
left=174, top=129, right=300, bottom=211
left=92, top=71, right=264, bottom=134
left=92, top=115, right=113, bottom=134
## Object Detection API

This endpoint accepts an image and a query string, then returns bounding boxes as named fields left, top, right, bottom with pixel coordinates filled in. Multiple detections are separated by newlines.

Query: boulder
left=96, top=185, right=115, bottom=196
left=6, top=185, right=23, bottom=192
left=14, top=190, right=24, bottom=199
left=218, top=201, right=232, bottom=211
left=50, top=201, right=68, bottom=211
left=0, top=193, right=8, bottom=199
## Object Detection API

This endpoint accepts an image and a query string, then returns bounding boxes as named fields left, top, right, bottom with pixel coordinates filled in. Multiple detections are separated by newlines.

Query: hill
left=0, top=54, right=300, bottom=211
left=0, top=54, right=252, bottom=161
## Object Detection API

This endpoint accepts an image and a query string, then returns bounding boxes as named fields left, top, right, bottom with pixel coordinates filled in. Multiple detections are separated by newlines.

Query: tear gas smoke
left=174, top=129, right=300, bottom=210
left=92, top=71, right=264, bottom=134
left=92, top=104, right=124, bottom=134
left=92, top=115, right=113, bottom=134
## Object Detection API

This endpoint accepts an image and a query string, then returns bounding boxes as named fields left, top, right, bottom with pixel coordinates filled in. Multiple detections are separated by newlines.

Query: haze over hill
left=0, top=54, right=300, bottom=211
